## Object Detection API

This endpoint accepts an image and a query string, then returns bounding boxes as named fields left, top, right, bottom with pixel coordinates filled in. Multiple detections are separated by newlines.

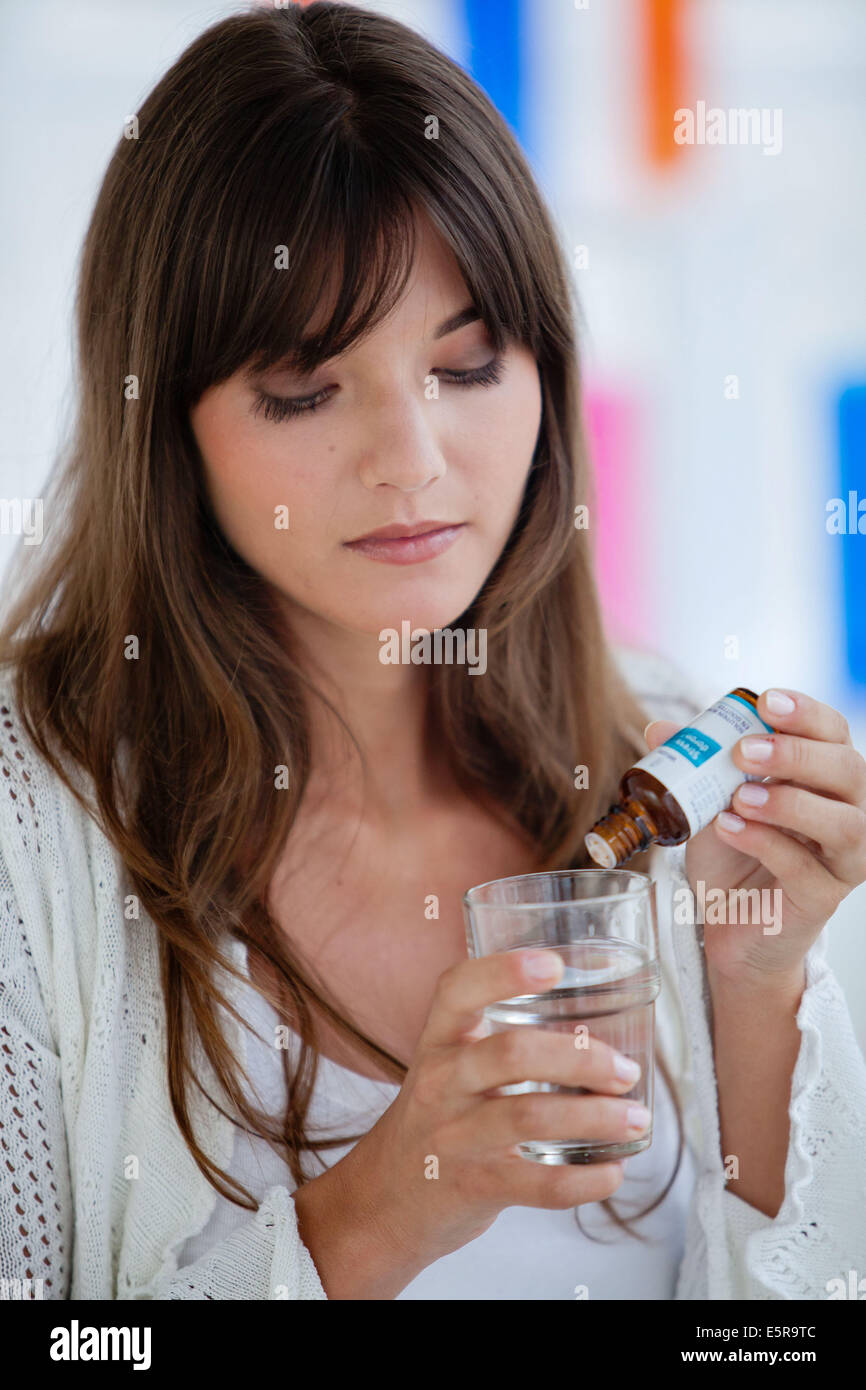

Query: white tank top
left=178, top=977, right=695, bottom=1298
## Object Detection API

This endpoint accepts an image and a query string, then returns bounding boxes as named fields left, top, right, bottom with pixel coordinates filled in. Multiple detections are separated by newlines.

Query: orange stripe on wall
left=642, top=0, right=688, bottom=167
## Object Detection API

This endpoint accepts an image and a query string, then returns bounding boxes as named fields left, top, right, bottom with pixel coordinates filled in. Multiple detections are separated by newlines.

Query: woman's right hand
left=297, top=948, right=649, bottom=1296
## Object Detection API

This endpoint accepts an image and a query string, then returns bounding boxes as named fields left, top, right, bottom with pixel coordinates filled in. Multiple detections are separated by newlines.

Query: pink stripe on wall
left=585, top=389, right=649, bottom=645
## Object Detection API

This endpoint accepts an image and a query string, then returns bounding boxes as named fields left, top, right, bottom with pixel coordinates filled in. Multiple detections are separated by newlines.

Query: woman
left=1, top=3, right=864, bottom=1301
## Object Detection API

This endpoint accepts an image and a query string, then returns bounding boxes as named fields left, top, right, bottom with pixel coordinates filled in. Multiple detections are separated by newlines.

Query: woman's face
left=191, top=215, right=543, bottom=641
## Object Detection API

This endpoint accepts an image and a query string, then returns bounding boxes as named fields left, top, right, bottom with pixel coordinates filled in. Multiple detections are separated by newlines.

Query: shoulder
left=0, top=668, right=53, bottom=857
left=0, top=666, right=103, bottom=824
left=609, top=642, right=708, bottom=727
left=0, top=669, right=81, bottom=838
left=0, top=667, right=114, bottom=939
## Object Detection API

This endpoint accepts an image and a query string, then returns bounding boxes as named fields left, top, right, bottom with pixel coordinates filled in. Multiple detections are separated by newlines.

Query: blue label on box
left=663, top=726, right=722, bottom=766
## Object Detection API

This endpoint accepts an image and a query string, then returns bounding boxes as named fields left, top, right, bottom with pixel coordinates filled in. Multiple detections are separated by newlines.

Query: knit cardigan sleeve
left=0, top=679, right=325, bottom=1301
left=615, top=645, right=866, bottom=1300
left=0, top=846, right=324, bottom=1300
left=148, top=1189, right=326, bottom=1300
left=666, top=834, right=866, bottom=1300
left=0, top=832, right=74, bottom=1299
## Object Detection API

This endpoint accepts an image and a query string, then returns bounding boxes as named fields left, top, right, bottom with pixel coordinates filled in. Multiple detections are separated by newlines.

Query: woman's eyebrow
left=432, top=305, right=481, bottom=340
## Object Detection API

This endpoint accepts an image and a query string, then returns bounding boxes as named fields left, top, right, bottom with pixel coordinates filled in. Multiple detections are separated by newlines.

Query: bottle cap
left=584, top=831, right=617, bottom=868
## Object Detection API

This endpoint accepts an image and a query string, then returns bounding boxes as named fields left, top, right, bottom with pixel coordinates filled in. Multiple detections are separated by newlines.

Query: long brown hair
left=0, top=2, right=682, bottom=1241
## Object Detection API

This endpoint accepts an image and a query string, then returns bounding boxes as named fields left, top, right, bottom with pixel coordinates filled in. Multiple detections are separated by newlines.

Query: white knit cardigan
left=1, top=648, right=865, bottom=1300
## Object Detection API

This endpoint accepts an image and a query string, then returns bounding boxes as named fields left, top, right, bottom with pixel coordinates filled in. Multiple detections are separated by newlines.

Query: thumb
left=643, top=718, right=680, bottom=751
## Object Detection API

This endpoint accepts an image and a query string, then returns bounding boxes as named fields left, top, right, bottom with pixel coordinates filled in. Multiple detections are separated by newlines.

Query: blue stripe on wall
left=839, top=384, right=866, bottom=686
left=462, top=0, right=525, bottom=149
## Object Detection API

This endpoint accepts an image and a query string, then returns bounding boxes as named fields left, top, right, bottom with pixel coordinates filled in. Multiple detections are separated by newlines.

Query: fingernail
left=717, top=810, right=746, bottom=832
left=737, top=782, right=769, bottom=806
left=626, top=1104, right=651, bottom=1133
left=741, top=737, right=774, bottom=762
left=766, top=689, right=795, bottom=715
left=613, top=1053, right=641, bottom=1083
left=523, top=949, right=563, bottom=981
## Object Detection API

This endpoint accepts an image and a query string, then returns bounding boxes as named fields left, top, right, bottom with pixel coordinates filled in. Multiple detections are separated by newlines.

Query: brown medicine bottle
left=584, top=687, right=775, bottom=869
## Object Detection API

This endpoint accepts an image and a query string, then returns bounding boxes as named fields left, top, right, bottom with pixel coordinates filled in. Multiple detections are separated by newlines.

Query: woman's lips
left=342, top=523, right=466, bottom=565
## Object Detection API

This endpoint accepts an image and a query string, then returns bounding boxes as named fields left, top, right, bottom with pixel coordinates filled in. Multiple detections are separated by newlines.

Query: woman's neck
left=279, top=599, right=449, bottom=819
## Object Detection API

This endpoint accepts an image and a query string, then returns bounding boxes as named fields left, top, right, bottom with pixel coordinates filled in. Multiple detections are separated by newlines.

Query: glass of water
left=462, top=869, right=660, bottom=1165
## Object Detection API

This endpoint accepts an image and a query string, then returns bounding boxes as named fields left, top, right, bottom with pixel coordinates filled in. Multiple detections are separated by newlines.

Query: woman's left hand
left=646, top=688, right=866, bottom=987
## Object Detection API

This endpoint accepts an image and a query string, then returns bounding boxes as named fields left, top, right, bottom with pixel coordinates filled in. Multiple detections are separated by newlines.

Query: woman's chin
left=363, top=602, right=480, bottom=641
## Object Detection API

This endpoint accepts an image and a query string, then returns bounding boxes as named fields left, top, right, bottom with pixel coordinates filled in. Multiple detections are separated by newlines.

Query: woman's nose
left=355, top=390, right=446, bottom=492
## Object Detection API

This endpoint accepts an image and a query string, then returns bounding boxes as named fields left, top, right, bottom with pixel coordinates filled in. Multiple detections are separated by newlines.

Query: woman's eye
left=251, top=387, right=332, bottom=422
left=436, top=354, right=505, bottom=388
left=250, top=352, right=506, bottom=423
